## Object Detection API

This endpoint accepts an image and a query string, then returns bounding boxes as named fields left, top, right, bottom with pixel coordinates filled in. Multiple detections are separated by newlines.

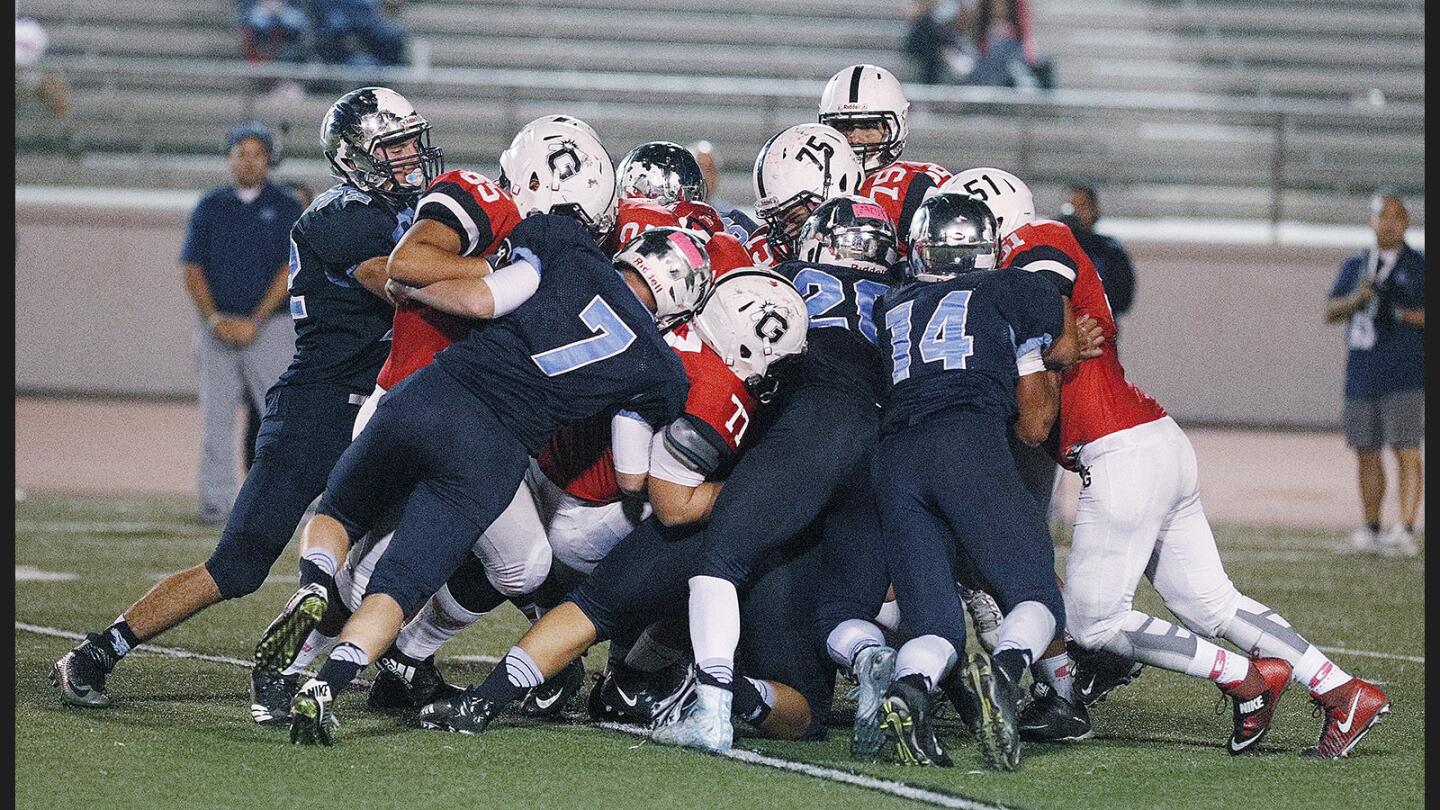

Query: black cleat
left=1069, top=641, right=1144, bottom=707
left=1018, top=681, right=1093, bottom=743
left=49, top=634, right=117, bottom=708
left=250, top=667, right=299, bottom=726
left=367, top=649, right=462, bottom=713
left=587, top=664, right=675, bottom=725
left=966, top=653, right=1023, bottom=771
left=289, top=679, right=338, bottom=746
left=879, top=677, right=953, bottom=767
left=418, top=687, right=502, bottom=735
left=520, top=658, right=584, bottom=718
left=255, top=583, right=328, bottom=673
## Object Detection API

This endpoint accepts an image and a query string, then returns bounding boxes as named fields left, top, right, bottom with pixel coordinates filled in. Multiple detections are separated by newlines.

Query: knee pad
left=1065, top=601, right=1126, bottom=652
left=483, top=540, right=553, bottom=597
left=1168, top=583, right=1241, bottom=639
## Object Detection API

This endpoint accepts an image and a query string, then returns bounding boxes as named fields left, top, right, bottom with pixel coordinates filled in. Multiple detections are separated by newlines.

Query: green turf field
left=15, top=494, right=1424, bottom=809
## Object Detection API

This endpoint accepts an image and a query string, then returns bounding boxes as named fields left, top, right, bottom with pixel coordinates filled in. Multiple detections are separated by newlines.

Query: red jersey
left=375, top=170, right=520, bottom=390
left=704, top=232, right=752, bottom=277
left=537, top=322, right=757, bottom=504
left=999, top=219, right=1166, bottom=464
left=744, top=226, right=777, bottom=268
left=606, top=198, right=682, bottom=254
left=858, top=160, right=952, bottom=254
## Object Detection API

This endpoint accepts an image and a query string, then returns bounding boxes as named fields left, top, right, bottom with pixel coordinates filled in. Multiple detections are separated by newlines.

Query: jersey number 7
left=885, top=290, right=975, bottom=383
left=531, top=296, right=637, bottom=376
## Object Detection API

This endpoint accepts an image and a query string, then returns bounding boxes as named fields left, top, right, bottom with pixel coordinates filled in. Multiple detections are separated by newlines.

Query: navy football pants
left=874, top=408, right=1064, bottom=654
left=205, top=384, right=362, bottom=600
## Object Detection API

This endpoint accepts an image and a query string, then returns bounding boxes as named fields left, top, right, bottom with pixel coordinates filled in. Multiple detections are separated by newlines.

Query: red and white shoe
left=1305, top=677, right=1390, bottom=758
left=1222, top=657, right=1292, bottom=755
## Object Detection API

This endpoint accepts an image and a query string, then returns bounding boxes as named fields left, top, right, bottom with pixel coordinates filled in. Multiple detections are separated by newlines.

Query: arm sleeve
left=480, top=258, right=542, bottom=317
left=611, top=410, right=656, bottom=476
left=415, top=177, right=498, bottom=257
left=1012, top=244, right=1078, bottom=298
left=179, top=198, right=210, bottom=266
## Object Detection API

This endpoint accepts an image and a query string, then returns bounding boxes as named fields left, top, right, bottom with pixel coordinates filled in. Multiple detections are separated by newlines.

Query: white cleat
left=851, top=645, right=897, bottom=760
left=1337, top=527, right=1379, bottom=555
left=651, top=682, right=733, bottom=753
left=1378, top=525, right=1419, bottom=558
left=960, top=586, right=1003, bottom=653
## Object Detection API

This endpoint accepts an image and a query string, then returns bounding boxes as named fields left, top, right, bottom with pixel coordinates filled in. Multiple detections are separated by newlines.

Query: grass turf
left=15, top=494, right=1425, bottom=809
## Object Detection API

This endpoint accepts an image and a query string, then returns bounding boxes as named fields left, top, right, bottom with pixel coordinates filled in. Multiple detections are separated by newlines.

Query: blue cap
left=226, top=120, right=274, bottom=157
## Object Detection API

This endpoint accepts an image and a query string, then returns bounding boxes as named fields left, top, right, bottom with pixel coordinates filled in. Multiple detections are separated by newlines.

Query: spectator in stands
left=1325, top=192, right=1424, bottom=557
left=312, top=0, right=409, bottom=67
left=16, top=16, right=69, bottom=119
left=965, top=0, right=1052, bottom=89
left=239, top=1, right=311, bottom=64
left=690, top=141, right=737, bottom=214
left=903, top=0, right=960, bottom=85
left=1060, top=184, right=1136, bottom=318
left=181, top=122, right=301, bottom=524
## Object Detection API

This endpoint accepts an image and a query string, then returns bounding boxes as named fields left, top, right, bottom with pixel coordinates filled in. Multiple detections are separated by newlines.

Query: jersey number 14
left=886, top=290, right=975, bottom=383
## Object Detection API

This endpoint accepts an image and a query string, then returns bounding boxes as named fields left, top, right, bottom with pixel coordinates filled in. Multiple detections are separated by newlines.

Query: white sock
left=825, top=618, right=885, bottom=671
left=1295, top=647, right=1353, bottom=695
left=1032, top=652, right=1075, bottom=702
left=1207, top=647, right=1252, bottom=686
left=301, top=546, right=338, bottom=579
left=503, top=645, right=544, bottom=689
left=894, top=634, right=959, bottom=692
left=688, top=575, right=740, bottom=685
left=283, top=629, right=336, bottom=675
left=874, top=600, right=902, bottom=633
left=395, top=584, right=484, bottom=661
left=992, top=600, right=1057, bottom=662
left=1219, top=595, right=1350, bottom=692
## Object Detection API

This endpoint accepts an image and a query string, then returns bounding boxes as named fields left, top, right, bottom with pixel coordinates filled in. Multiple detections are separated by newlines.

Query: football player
left=744, top=123, right=864, bottom=267
left=818, top=63, right=952, bottom=252
left=416, top=270, right=821, bottom=741
left=870, top=193, right=1094, bottom=770
left=49, top=87, right=441, bottom=712
left=962, top=167, right=1392, bottom=759
left=282, top=124, right=710, bottom=746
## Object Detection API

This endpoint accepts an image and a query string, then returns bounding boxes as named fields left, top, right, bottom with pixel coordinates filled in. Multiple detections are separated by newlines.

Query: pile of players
left=51, top=64, right=1390, bottom=771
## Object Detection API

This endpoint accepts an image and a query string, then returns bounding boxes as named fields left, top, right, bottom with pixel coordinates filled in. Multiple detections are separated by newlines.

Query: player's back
left=606, top=198, right=681, bottom=254
left=1001, top=219, right=1165, bottom=458
left=434, top=213, right=690, bottom=453
left=875, top=269, right=1062, bottom=434
left=774, top=259, right=892, bottom=405
left=859, top=160, right=952, bottom=252
left=376, top=169, right=521, bottom=389
left=278, top=183, right=411, bottom=393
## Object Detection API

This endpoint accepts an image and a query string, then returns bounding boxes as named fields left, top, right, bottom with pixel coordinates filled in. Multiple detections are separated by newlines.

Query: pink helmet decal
left=667, top=230, right=705, bottom=268
left=852, top=202, right=890, bottom=223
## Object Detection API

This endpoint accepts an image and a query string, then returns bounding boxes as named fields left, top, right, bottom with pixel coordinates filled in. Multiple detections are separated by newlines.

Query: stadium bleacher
left=15, top=0, right=1424, bottom=224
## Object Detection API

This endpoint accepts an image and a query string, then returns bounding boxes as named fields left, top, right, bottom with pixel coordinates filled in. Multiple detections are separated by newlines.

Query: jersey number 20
left=886, top=290, right=975, bottom=383
left=531, top=296, right=637, bottom=376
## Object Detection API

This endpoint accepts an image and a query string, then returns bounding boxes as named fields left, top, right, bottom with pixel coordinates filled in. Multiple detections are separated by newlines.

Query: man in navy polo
left=181, top=121, right=301, bottom=523
left=1325, top=191, right=1425, bottom=556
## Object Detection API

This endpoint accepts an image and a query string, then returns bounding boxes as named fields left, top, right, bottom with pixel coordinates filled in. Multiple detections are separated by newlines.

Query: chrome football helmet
left=321, top=87, right=443, bottom=204
left=613, top=226, right=714, bottom=330
left=617, top=141, right=707, bottom=207
left=752, top=123, right=864, bottom=261
left=906, top=193, right=999, bottom=282
left=499, top=120, right=617, bottom=239
left=818, top=64, right=910, bottom=175
left=940, top=167, right=1035, bottom=238
left=693, top=267, right=808, bottom=400
left=795, top=194, right=898, bottom=277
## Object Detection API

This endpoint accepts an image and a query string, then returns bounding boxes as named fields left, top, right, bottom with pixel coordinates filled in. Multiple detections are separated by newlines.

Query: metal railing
left=33, top=54, right=1427, bottom=227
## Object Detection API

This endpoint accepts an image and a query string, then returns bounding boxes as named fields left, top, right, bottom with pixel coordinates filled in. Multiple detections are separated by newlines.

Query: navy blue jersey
left=276, top=183, right=413, bottom=392
left=774, top=260, right=892, bottom=404
left=435, top=213, right=690, bottom=454
left=874, top=269, right=1063, bottom=432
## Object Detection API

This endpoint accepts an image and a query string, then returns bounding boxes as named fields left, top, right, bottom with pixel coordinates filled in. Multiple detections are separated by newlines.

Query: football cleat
left=652, top=682, right=734, bottom=753
left=850, top=645, right=897, bottom=760
left=250, top=666, right=299, bottom=726
left=651, top=664, right=699, bottom=729
left=587, top=663, right=684, bottom=726
left=520, top=658, right=585, bottom=719
left=418, top=687, right=503, bottom=736
left=1069, top=640, right=1145, bottom=707
left=1222, top=657, right=1292, bottom=755
left=1337, top=526, right=1379, bottom=555
left=1018, top=681, right=1093, bottom=743
left=367, top=649, right=463, bottom=713
left=1377, top=525, right=1419, bottom=558
left=959, top=586, right=1002, bottom=653
left=49, top=634, right=117, bottom=708
left=288, top=678, right=339, bottom=746
left=879, top=677, right=952, bottom=767
left=966, top=653, right=1023, bottom=771
left=1304, top=677, right=1391, bottom=759
left=254, top=583, right=328, bottom=673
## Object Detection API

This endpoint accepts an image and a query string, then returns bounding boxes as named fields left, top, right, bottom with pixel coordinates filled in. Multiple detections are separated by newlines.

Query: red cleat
left=1222, top=657, right=1292, bottom=755
left=1305, top=678, right=1391, bottom=759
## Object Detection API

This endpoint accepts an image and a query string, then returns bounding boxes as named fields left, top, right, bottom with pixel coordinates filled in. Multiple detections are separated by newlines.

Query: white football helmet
left=693, top=267, right=808, bottom=398
left=818, top=64, right=910, bottom=175
left=752, top=123, right=864, bottom=261
left=499, top=121, right=617, bottom=239
left=613, top=226, right=714, bottom=330
left=941, top=168, right=1035, bottom=238
left=519, top=114, right=601, bottom=143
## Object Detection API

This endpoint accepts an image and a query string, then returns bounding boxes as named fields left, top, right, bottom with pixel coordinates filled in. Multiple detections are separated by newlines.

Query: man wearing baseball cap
left=181, top=121, right=302, bottom=523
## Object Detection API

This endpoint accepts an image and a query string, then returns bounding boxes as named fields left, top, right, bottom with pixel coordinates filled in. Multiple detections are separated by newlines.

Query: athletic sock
left=825, top=618, right=885, bottom=671
left=90, top=616, right=142, bottom=668
left=623, top=621, right=689, bottom=673
left=874, top=600, right=902, bottom=633
left=688, top=575, right=740, bottom=688
left=731, top=676, right=774, bottom=726
left=298, top=547, right=338, bottom=593
left=1215, top=655, right=1264, bottom=700
left=1217, top=595, right=1352, bottom=694
left=1031, top=652, right=1075, bottom=702
left=284, top=629, right=336, bottom=676
left=1367, top=521, right=1382, bottom=535
left=992, top=648, right=1031, bottom=685
left=1295, top=649, right=1353, bottom=696
left=474, top=645, right=545, bottom=707
left=396, top=584, right=486, bottom=661
left=316, top=642, right=370, bottom=695
left=895, top=634, right=959, bottom=692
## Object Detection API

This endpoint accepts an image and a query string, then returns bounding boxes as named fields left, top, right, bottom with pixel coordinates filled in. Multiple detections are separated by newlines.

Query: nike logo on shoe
left=615, top=686, right=640, bottom=708
left=1336, top=691, right=1362, bottom=734
left=1228, top=733, right=1264, bottom=753
left=1238, top=696, right=1265, bottom=713
left=533, top=690, right=563, bottom=710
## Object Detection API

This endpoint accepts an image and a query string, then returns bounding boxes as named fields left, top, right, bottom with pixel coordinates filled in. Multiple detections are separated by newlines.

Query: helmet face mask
left=905, top=193, right=1000, bottom=282
left=613, top=227, right=714, bottom=330
left=796, top=194, right=898, bottom=276
left=617, top=141, right=707, bottom=207
left=322, top=87, right=444, bottom=204
left=752, top=124, right=865, bottom=262
left=818, top=64, right=910, bottom=175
